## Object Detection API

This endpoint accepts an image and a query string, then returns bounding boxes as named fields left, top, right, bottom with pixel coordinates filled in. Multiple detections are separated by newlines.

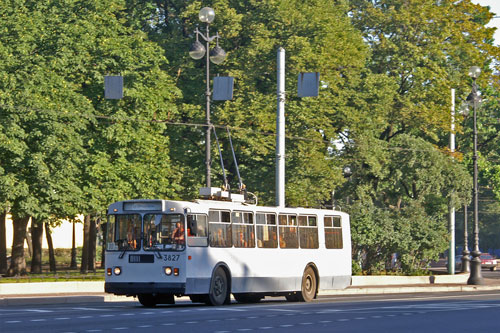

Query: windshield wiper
left=153, top=248, right=162, bottom=259
left=118, top=240, right=131, bottom=259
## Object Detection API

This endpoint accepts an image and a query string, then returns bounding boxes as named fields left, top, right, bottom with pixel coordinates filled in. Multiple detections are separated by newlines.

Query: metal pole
left=468, top=78, right=483, bottom=285
left=276, top=47, right=285, bottom=207
left=448, top=88, right=455, bottom=275
left=462, top=204, right=470, bottom=272
left=205, top=24, right=211, bottom=188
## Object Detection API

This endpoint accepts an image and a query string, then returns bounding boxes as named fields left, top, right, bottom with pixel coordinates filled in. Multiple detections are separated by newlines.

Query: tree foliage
left=1, top=0, right=500, bottom=275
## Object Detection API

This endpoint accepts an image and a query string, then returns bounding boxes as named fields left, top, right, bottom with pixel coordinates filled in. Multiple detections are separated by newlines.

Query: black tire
left=298, top=266, right=317, bottom=302
left=233, top=293, right=262, bottom=303
left=208, top=267, right=229, bottom=306
left=189, top=294, right=209, bottom=303
left=138, top=294, right=157, bottom=307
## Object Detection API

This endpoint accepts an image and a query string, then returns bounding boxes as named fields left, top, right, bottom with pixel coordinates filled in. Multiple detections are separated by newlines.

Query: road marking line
left=258, top=327, right=273, bottom=330
left=30, top=319, right=47, bottom=322
left=26, top=309, right=53, bottom=313
left=6, top=320, right=21, bottom=323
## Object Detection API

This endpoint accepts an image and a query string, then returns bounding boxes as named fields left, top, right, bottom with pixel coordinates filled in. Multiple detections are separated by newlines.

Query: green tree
left=348, top=0, right=499, bottom=141
left=0, top=0, right=183, bottom=275
left=347, top=134, right=471, bottom=273
left=138, top=0, right=372, bottom=206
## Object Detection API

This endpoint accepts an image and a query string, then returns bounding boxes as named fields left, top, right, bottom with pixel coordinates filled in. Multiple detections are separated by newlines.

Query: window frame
left=298, top=215, right=319, bottom=249
left=324, top=215, right=343, bottom=249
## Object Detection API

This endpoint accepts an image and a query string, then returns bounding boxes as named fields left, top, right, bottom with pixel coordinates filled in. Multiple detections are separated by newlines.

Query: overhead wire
left=0, top=102, right=498, bottom=157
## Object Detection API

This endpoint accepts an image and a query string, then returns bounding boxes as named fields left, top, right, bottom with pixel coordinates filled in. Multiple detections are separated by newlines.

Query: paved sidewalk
left=2, top=274, right=500, bottom=307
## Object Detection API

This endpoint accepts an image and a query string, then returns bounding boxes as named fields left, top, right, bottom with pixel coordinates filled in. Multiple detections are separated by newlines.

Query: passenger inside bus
left=127, top=224, right=138, bottom=249
left=172, top=222, right=185, bottom=245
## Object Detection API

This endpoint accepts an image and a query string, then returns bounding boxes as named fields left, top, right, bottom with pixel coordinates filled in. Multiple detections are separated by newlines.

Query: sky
left=473, top=0, right=500, bottom=45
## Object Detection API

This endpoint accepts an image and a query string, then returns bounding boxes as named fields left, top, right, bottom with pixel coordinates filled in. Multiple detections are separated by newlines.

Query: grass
left=1, top=247, right=106, bottom=283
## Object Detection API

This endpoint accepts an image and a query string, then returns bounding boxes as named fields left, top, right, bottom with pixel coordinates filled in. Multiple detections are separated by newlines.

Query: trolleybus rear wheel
left=208, top=267, right=229, bottom=306
left=299, top=266, right=317, bottom=302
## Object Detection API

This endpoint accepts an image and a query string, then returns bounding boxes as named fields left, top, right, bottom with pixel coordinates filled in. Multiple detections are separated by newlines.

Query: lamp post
left=343, top=166, right=353, bottom=206
left=467, top=65, right=483, bottom=285
left=189, top=7, right=227, bottom=188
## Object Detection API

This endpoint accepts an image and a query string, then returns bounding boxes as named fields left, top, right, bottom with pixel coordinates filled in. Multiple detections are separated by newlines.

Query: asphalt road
left=1, top=291, right=500, bottom=332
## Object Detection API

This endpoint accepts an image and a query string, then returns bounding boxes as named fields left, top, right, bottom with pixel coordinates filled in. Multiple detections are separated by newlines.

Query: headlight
left=113, top=267, right=122, bottom=275
left=164, top=266, right=172, bottom=276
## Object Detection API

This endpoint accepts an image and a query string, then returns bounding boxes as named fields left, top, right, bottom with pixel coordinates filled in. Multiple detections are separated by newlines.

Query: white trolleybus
left=105, top=188, right=351, bottom=306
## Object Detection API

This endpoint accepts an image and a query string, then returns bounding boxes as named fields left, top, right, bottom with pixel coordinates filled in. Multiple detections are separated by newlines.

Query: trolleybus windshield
left=106, top=214, right=141, bottom=251
left=143, top=214, right=185, bottom=251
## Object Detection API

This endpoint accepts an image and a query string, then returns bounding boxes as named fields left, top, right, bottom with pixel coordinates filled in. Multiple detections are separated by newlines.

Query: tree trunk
left=80, top=214, right=90, bottom=274
left=25, top=226, right=32, bottom=258
left=30, top=218, right=44, bottom=274
left=7, top=215, right=30, bottom=276
left=87, top=216, right=96, bottom=272
left=100, top=222, right=107, bottom=269
left=45, top=223, right=56, bottom=272
left=0, top=211, right=7, bottom=275
left=70, top=220, right=77, bottom=269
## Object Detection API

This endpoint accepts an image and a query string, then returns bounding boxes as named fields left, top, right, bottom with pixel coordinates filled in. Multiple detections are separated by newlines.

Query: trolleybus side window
left=106, top=214, right=141, bottom=251
left=143, top=214, right=185, bottom=251
left=324, top=216, right=343, bottom=249
left=256, top=213, right=278, bottom=248
left=232, top=211, right=255, bottom=248
left=187, top=214, right=208, bottom=247
left=299, top=215, right=319, bottom=249
left=278, top=214, right=298, bottom=249
left=209, top=210, right=232, bottom=247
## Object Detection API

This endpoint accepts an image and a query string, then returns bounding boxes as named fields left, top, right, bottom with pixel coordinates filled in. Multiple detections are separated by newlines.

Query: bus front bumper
left=105, top=282, right=186, bottom=296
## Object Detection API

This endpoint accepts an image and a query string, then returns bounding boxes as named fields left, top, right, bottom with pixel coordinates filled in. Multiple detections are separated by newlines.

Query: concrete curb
left=1, top=274, right=499, bottom=307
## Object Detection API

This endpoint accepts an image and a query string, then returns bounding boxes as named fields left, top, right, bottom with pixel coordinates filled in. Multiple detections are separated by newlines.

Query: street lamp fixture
left=189, top=7, right=227, bottom=188
left=467, top=65, right=483, bottom=285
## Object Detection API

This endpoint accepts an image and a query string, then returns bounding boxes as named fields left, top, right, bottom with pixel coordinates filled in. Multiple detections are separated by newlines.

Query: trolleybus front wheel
left=138, top=293, right=174, bottom=307
left=207, top=267, right=229, bottom=306
left=138, top=294, right=157, bottom=307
